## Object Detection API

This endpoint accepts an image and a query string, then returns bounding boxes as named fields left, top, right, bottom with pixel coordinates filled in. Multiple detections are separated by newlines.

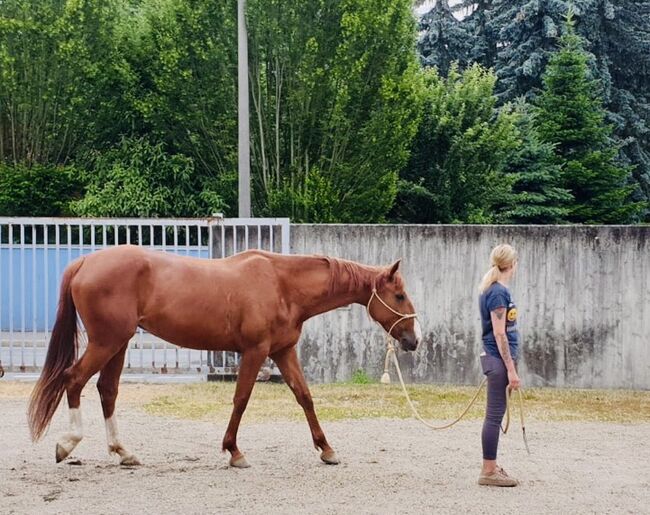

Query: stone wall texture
left=290, top=225, right=650, bottom=389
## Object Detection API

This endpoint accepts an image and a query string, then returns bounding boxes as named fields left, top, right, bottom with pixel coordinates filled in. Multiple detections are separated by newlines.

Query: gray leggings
left=480, top=353, right=509, bottom=460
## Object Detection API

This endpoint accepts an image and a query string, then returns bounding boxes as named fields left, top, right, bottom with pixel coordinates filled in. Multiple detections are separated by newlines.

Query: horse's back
left=72, top=245, right=282, bottom=288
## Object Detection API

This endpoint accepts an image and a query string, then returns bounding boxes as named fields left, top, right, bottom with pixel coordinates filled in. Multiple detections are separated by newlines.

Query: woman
left=477, top=244, right=520, bottom=487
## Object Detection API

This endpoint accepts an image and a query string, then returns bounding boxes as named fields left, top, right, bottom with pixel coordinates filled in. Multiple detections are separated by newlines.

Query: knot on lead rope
left=380, top=339, right=394, bottom=384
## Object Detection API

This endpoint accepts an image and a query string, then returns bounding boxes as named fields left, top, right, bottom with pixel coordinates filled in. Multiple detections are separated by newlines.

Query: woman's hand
left=507, top=369, right=521, bottom=390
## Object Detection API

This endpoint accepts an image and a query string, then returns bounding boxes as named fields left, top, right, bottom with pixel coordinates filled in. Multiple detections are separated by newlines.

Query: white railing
left=0, top=216, right=290, bottom=376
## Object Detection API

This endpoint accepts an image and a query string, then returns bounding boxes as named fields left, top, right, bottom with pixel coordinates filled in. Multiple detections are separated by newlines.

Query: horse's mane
left=318, top=256, right=404, bottom=297
left=322, top=256, right=368, bottom=296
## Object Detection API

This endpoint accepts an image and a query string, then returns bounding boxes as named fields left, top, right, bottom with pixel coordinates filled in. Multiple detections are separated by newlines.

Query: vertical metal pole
left=221, top=224, right=225, bottom=258
left=55, top=225, right=60, bottom=344
left=282, top=219, right=291, bottom=255
left=185, top=224, right=191, bottom=370
left=20, top=224, right=25, bottom=367
left=150, top=224, right=156, bottom=370
left=269, top=224, right=274, bottom=252
left=44, top=225, right=49, bottom=368
left=8, top=225, right=14, bottom=369
left=32, top=225, right=37, bottom=367
left=238, top=0, right=251, bottom=217
left=173, top=225, right=179, bottom=369
left=0, top=225, right=4, bottom=369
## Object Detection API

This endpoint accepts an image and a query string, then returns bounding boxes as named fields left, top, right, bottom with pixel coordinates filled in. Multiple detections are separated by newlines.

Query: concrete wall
left=290, top=225, right=650, bottom=390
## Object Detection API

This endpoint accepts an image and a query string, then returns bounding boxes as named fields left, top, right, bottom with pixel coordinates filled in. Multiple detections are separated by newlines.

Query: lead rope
left=367, top=293, right=530, bottom=453
left=385, top=339, right=487, bottom=430
left=383, top=339, right=529, bottom=453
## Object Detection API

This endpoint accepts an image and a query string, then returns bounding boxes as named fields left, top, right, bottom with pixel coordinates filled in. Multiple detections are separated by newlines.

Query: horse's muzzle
left=399, top=334, right=418, bottom=352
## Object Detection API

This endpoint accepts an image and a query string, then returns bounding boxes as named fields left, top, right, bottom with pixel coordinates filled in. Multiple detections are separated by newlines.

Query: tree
left=392, top=64, right=519, bottom=223
left=418, top=0, right=472, bottom=75
left=246, top=0, right=423, bottom=222
left=499, top=103, right=573, bottom=223
left=491, top=0, right=572, bottom=102
left=575, top=0, right=650, bottom=219
left=453, top=0, right=498, bottom=69
left=70, top=137, right=226, bottom=218
left=535, top=13, right=645, bottom=223
left=118, top=0, right=239, bottom=213
left=416, top=1, right=650, bottom=220
left=0, top=0, right=130, bottom=165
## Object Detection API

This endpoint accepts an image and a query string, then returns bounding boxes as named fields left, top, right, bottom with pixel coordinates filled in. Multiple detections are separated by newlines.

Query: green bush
left=70, top=137, right=227, bottom=217
left=0, top=162, right=81, bottom=216
left=394, top=65, right=519, bottom=223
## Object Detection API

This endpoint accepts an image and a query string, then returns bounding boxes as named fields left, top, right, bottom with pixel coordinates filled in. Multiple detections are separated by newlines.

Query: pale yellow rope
left=383, top=340, right=530, bottom=453
left=366, top=289, right=417, bottom=338
left=386, top=343, right=486, bottom=430
left=365, top=289, right=529, bottom=451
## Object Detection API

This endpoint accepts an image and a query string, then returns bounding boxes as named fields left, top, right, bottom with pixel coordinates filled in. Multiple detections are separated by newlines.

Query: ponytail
left=478, top=265, right=500, bottom=293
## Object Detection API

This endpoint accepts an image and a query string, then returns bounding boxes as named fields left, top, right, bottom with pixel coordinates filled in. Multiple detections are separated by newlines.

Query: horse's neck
left=291, top=256, right=377, bottom=322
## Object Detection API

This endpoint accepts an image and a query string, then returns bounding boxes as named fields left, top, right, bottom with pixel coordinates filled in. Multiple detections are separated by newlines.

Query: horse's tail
left=28, top=257, right=84, bottom=441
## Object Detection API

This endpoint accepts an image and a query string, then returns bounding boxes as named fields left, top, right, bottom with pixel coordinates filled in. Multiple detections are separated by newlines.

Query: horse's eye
left=396, top=294, right=405, bottom=301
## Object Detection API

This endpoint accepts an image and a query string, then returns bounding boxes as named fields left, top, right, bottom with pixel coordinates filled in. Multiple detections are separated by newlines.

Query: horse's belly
left=141, top=323, right=241, bottom=352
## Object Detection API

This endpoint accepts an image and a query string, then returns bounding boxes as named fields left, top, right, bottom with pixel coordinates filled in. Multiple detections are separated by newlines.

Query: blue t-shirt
left=479, top=282, right=519, bottom=360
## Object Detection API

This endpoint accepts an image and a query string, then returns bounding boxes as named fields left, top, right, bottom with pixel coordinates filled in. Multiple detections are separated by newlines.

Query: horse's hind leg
left=271, top=346, right=339, bottom=465
left=97, top=344, right=140, bottom=466
left=56, top=342, right=116, bottom=463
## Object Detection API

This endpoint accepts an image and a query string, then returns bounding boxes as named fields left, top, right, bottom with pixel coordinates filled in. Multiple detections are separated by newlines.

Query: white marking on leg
left=57, top=408, right=83, bottom=458
left=105, top=415, right=120, bottom=452
left=105, top=415, right=140, bottom=465
left=414, top=319, right=423, bottom=345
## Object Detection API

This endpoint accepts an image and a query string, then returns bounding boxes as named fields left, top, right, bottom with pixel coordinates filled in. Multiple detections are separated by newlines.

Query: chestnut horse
left=28, top=246, right=420, bottom=467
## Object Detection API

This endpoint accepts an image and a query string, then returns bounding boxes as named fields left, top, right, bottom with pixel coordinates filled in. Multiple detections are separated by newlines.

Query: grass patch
left=351, top=369, right=373, bottom=385
left=143, top=383, right=650, bottom=424
left=2, top=380, right=646, bottom=424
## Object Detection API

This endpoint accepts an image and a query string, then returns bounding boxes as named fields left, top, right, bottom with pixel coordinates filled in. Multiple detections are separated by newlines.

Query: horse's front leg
left=222, top=348, right=268, bottom=468
left=270, top=346, right=339, bottom=465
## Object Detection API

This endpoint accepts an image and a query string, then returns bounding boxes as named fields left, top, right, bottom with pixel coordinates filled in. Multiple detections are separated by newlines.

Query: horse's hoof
left=320, top=450, right=340, bottom=465
left=229, top=455, right=251, bottom=468
left=120, top=455, right=142, bottom=467
left=55, top=443, right=68, bottom=463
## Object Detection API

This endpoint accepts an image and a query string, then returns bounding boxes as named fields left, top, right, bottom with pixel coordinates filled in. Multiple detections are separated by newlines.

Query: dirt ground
left=1, top=385, right=648, bottom=515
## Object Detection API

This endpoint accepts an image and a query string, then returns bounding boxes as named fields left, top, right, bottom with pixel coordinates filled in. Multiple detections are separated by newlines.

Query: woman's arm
left=490, top=308, right=521, bottom=389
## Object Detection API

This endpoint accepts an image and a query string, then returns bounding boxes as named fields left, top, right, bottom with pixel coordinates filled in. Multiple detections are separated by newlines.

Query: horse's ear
left=388, top=259, right=401, bottom=280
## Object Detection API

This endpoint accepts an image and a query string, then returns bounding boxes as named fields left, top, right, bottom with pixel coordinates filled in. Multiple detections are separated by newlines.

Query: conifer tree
left=418, top=0, right=471, bottom=75
left=500, top=103, right=573, bottom=224
left=453, top=0, right=498, bottom=69
left=576, top=0, right=650, bottom=218
left=417, top=1, right=650, bottom=218
left=535, top=13, right=645, bottom=223
left=491, top=0, right=571, bottom=102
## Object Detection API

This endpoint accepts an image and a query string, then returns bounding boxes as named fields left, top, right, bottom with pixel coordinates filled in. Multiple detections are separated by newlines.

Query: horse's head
left=368, top=260, right=421, bottom=351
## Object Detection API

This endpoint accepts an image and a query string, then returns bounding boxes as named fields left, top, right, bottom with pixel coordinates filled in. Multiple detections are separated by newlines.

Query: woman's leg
left=480, top=354, right=508, bottom=474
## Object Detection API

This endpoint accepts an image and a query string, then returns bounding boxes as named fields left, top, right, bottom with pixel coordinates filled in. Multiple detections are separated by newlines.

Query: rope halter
left=366, top=288, right=418, bottom=339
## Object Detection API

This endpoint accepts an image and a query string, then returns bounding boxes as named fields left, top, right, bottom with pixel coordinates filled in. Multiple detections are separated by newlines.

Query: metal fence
left=0, top=216, right=290, bottom=376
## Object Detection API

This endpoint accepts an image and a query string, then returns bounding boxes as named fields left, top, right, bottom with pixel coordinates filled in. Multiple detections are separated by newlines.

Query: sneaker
left=478, top=467, right=518, bottom=487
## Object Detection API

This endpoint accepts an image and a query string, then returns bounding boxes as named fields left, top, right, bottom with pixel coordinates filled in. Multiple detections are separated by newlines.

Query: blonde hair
left=478, top=244, right=518, bottom=293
